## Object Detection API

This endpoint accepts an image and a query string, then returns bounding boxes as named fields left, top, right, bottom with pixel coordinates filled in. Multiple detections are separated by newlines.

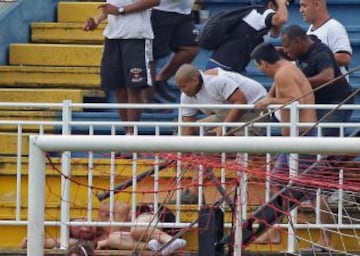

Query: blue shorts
left=271, top=129, right=318, bottom=188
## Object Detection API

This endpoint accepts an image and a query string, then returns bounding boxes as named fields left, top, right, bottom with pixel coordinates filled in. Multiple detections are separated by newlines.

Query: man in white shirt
left=83, top=0, right=160, bottom=137
left=173, top=63, right=268, bottom=204
left=299, top=0, right=352, bottom=80
left=175, top=64, right=268, bottom=137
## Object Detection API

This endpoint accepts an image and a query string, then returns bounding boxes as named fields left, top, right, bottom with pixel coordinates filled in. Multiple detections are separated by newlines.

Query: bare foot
left=20, top=237, right=27, bottom=249
left=253, top=228, right=282, bottom=244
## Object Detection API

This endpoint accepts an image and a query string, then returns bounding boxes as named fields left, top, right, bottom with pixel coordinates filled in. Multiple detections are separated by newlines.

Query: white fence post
left=28, top=135, right=46, bottom=256
left=60, top=100, right=72, bottom=249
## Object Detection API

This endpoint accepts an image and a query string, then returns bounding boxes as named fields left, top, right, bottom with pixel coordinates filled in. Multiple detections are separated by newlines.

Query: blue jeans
left=316, top=98, right=353, bottom=137
left=272, top=129, right=318, bottom=188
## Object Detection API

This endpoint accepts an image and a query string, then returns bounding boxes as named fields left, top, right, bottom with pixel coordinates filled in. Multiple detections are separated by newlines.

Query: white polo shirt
left=181, top=68, right=267, bottom=119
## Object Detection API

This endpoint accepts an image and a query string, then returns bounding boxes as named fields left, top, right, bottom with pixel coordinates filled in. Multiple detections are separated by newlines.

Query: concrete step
left=57, top=2, right=105, bottom=23
left=0, top=110, right=57, bottom=132
left=31, top=22, right=105, bottom=44
left=9, top=44, right=102, bottom=67
left=0, top=66, right=100, bottom=89
left=0, top=88, right=102, bottom=105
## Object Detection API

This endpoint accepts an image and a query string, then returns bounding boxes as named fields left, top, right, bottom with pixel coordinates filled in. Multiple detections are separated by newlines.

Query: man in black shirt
left=205, top=0, right=288, bottom=74
left=281, top=24, right=353, bottom=137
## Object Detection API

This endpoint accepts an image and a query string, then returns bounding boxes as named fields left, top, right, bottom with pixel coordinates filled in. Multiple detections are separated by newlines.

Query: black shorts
left=100, top=38, right=152, bottom=91
left=151, top=9, right=198, bottom=59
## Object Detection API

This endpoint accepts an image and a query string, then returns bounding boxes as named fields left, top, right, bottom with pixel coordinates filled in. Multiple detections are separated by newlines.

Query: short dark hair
left=281, top=25, right=308, bottom=41
left=250, top=42, right=281, bottom=64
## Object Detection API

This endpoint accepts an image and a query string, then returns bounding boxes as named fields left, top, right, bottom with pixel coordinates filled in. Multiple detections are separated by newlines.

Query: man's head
left=299, top=0, right=327, bottom=25
left=175, top=64, right=202, bottom=97
left=250, top=42, right=281, bottom=76
left=280, top=25, right=309, bottom=59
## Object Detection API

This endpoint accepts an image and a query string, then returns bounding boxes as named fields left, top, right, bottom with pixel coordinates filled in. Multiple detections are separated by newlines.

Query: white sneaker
left=148, top=239, right=161, bottom=251
left=161, top=238, right=187, bottom=255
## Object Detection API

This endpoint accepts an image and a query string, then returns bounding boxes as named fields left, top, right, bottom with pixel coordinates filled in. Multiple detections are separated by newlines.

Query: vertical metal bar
left=28, top=135, right=46, bottom=256
left=109, top=125, right=116, bottom=222
left=16, top=125, right=22, bottom=220
left=153, top=126, right=160, bottom=219
left=287, top=102, right=299, bottom=253
left=60, top=100, right=72, bottom=249
left=87, top=125, right=94, bottom=221
left=338, top=169, right=344, bottom=224
left=234, top=171, right=242, bottom=256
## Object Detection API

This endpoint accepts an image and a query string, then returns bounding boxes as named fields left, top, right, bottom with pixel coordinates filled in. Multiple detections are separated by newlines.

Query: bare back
left=274, top=62, right=317, bottom=135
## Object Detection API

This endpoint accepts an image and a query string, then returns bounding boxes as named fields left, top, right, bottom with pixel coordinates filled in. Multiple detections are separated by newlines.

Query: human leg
left=120, top=38, right=152, bottom=132
left=130, top=213, right=186, bottom=254
left=253, top=153, right=289, bottom=244
left=315, top=195, right=333, bottom=247
left=96, top=231, right=148, bottom=250
left=96, top=200, right=131, bottom=236
left=156, top=46, right=199, bottom=83
left=119, top=86, right=145, bottom=134
left=130, top=213, right=173, bottom=243
left=151, top=10, right=199, bottom=103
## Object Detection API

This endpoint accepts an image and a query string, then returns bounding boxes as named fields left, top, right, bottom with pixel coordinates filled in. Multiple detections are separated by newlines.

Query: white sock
left=147, top=239, right=161, bottom=251
left=161, top=238, right=186, bottom=255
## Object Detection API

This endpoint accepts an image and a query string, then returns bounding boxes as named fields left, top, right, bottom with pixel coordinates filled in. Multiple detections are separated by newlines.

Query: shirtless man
left=250, top=42, right=318, bottom=244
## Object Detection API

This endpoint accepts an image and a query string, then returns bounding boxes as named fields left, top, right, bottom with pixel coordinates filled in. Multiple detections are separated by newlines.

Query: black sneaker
left=154, top=81, right=177, bottom=103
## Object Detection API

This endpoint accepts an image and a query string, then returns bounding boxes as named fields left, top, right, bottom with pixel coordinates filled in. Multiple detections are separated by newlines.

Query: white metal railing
left=28, top=135, right=360, bottom=256
left=1, top=101, right=360, bottom=255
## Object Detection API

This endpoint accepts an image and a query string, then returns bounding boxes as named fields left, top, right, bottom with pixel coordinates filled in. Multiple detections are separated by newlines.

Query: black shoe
left=154, top=81, right=177, bottom=103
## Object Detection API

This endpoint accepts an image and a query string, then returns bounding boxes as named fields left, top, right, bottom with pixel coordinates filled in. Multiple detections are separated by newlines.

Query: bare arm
left=223, top=89, right=247, bottom=123
left=269, top=0, right=289, bottom=37
left=207, top=89, right=247, bottom=136
left=268, top=82, right=276, bottom=97
left=83, top=13, right=107, bottom=31
left=97, top=0, right=160, bottom=16
left=181, top=115, right=197, bottom=136
left=307, top=67, right=335, bottom=89
left=334, top=52, right=351, bottom=67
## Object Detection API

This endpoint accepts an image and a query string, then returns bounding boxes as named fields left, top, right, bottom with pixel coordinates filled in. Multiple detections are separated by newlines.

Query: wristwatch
left=118, top=7, right=125, bottom=15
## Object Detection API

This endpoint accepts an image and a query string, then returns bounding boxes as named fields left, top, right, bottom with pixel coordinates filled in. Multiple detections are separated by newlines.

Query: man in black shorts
left=83, top=0, right=159, bottom=135
left=148, top=0, right=200, bottom=103
left=206, top=0, right=288, bottom=74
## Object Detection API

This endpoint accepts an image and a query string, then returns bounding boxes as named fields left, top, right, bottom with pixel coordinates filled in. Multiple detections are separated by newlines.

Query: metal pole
left=28, top=135, right=46, bottom=256
left=35, top=135, right=360, bottom=154
left=60, top=100, right=72, bottom=249
left=288, top=102, right=299, bottom=253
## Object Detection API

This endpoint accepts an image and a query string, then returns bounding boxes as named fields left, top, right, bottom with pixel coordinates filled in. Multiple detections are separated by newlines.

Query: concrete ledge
left=9, top=44, right=102, bottom=67
left=0, top=66, right=100, bottom=88
left=31, top=22, right=105, bottom=44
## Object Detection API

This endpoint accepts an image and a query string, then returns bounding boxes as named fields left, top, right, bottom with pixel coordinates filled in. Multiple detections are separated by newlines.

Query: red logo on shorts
left=130, top=68, right=144, bottom=83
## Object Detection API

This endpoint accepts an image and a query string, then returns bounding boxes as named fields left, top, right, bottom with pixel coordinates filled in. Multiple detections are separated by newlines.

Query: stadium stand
left=0, top=0, right=359, bottom=255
